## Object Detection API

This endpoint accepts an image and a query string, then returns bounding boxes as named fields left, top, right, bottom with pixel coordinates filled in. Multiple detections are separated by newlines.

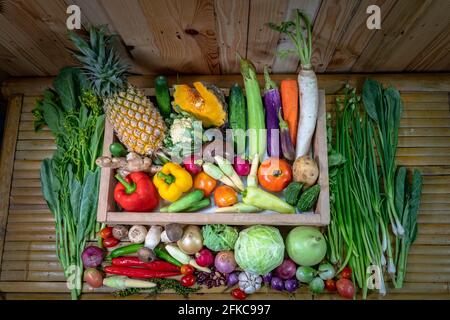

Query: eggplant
left=263, top=66, right=281, bottom=157
left=278, top=110, right=296, bottom=161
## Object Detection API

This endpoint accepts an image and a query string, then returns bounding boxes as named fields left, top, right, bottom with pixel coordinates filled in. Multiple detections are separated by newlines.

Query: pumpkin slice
left=173, top=82, right=227, bottom=128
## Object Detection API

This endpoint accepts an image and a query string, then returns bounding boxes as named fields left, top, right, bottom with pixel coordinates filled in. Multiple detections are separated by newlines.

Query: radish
left=269, top=9, right=318, bottom=157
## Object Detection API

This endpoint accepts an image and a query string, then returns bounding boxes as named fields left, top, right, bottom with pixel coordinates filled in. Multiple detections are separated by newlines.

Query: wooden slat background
left=0, top=0, right=449, bottom=77
left=0, top=74, right=449, bottom=299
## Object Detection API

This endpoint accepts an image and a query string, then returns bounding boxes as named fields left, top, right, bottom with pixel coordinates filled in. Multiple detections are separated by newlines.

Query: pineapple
left=69, top=27, right=166, bottom=156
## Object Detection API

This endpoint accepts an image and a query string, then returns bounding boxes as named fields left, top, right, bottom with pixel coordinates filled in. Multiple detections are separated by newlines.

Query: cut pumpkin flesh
left=172, top=81, right=227, bottom=128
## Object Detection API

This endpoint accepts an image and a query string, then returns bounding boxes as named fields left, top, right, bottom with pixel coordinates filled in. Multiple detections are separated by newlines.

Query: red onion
left=183, top=155, right=202, bottom=175
left=81, top=246, right=104, bottom=268
left=262, top=272, right=273, bottom=284
left=214, top=251, right=237, bottom=274
left=233, top=156, right=250, bottom=176
left=275, top=259, right=297, bottom=280
left=284, top=279, right=299, bottom=292
left=195, top=248, right=214, bottom=267
left=226, top=272, right=240, bottom=286
left=270, top=276, right=284, bottom=291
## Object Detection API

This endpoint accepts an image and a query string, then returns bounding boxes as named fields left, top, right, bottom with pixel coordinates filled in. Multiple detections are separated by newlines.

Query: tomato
left=194, top=172, right=217, bottom=197
left=214, top=185, right=238, bottom=208
left=181, top=264, right=195, bottom=276
left=336, top=278, right=355, bottom=299
left=99, top=226, right=113, bottom=239
left=340, top=266, right=352, bottom=279
left=257, top=157, right=292, bottom=192
left=103, top=237, right=120, bottom=248
left=231, top=288, right=247, bottom=300
left=325, top=279, right=337, bottom=292
left=181, top=274, right=196, bottom=287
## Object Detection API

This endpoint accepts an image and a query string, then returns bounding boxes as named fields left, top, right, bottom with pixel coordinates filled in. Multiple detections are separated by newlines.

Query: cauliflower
left=170, top=117, right=194, bottom=145
left=163, top=111, right=203, bottom=160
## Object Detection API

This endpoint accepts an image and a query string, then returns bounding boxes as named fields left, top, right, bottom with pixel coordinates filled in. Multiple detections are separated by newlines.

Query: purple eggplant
left=263, top=66, right=281, bottom=157
left=278, top=110, right=296, bottom=161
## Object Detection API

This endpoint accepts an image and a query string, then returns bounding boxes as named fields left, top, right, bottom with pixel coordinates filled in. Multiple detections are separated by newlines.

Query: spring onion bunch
left=327, top=81, right=423, bottom=298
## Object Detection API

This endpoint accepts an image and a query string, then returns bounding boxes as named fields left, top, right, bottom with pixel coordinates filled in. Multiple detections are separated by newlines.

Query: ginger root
left=96, top=152, right=162, bottom=178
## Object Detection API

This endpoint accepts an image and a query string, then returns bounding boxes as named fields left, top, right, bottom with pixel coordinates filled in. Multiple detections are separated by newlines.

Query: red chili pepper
left=114, top=172, right=159, bottom=212
left=104, top=265, right=180, bottom=278
left=111, top=257, right=180, bottom=272
left=103, top=237, right=120, bottom=248
left=231, top=288, right=247, bottom=300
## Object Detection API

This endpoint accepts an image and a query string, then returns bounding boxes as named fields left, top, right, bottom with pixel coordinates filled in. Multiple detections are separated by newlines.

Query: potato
left=293, top=156, right=319, bottom=187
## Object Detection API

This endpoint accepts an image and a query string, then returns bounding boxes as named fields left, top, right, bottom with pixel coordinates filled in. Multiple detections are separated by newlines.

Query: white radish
left=296, top=66, right=318, bottom=157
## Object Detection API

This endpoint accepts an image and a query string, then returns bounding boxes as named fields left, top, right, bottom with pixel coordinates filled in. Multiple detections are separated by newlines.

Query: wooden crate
left=97, top=89, right=329, bottom=226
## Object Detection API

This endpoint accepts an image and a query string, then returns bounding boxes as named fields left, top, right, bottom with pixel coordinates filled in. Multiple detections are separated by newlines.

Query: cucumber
left=186, top=198, right=211, bottom=212
left=229, top=83, right=247, bottom=156
left=284, top=182, right=304, bottom=206
left=155, top=75, right=171, bottom=118
left=297, top=185, right=321, bottom=212
left=164, top=189, right=204, bottom=213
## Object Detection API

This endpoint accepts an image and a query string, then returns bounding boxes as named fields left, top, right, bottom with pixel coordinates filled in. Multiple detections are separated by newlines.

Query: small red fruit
left=231, top=288, right=247, bottom=300
left=181, top=274, right=196, bottom=287
left=325, top=279, right=337, bottom=292
left=180, top=264, right=195, bottom=276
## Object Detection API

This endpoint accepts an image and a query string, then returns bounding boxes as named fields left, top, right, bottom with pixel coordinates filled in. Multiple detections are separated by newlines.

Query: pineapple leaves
left=69, top=26, right=128, bottom=97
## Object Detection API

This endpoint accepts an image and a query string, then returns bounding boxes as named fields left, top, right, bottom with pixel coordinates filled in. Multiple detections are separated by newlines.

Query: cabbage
left=234, top=225, right=285, bottom=275
left=202, top=224, right=239, bottom=251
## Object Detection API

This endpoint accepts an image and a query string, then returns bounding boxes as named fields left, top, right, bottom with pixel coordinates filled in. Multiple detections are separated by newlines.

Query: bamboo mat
left=0, top=75, right=449, bottom=300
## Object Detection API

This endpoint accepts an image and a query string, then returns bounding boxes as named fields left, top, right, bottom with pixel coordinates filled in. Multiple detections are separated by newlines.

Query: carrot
left=280, top=79, right=299, bottom=147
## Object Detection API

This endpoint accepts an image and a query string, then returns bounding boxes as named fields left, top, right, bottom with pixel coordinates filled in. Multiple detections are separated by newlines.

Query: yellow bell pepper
left=153, top=162, right=193, bottom=202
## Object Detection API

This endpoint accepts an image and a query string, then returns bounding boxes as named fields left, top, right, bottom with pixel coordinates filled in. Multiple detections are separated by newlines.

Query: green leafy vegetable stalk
left=34, top=67, right=105, bottom=300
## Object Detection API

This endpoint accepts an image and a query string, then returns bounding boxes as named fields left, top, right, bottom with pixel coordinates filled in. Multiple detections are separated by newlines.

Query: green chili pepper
left=108, top=243, right=144, bottom=259
left=154, top=246, right=183, bottom=267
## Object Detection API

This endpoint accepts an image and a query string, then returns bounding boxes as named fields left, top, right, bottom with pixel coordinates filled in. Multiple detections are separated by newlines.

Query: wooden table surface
left=0, top=74, right=449, bottom=300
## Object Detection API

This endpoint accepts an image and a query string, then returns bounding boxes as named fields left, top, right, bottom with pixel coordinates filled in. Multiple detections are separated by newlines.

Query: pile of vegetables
left=81, top=223, right=351, bottom=300
left=33, top=8, right=424, bottom=301
left=34, top=68, right=105, bottom=300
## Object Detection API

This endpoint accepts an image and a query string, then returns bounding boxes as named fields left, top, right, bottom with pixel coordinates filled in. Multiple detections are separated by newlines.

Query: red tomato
left=325, top=279, right=337, bottom=292
left=336, top=278, right=355, bottom=299
left=257, top=158, right=292, bottom=192
left=231, top=288, right=247, bottom=300
left=181, top=264, right=195, bottom=276
left=181, top=274, right=196, bottom=287
left=99, top=227, right=113, bottom=239
left=103, top=237, right=120, bottom=248
left=340, top=266, right=352, bottom=279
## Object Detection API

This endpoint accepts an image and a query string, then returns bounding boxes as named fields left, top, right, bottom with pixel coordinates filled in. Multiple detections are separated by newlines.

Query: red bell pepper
left=114, top=172, right=159, bottom=212
left=104, top=265, right=180, bottom=278
left=111, top=257, right=180, bottom=272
